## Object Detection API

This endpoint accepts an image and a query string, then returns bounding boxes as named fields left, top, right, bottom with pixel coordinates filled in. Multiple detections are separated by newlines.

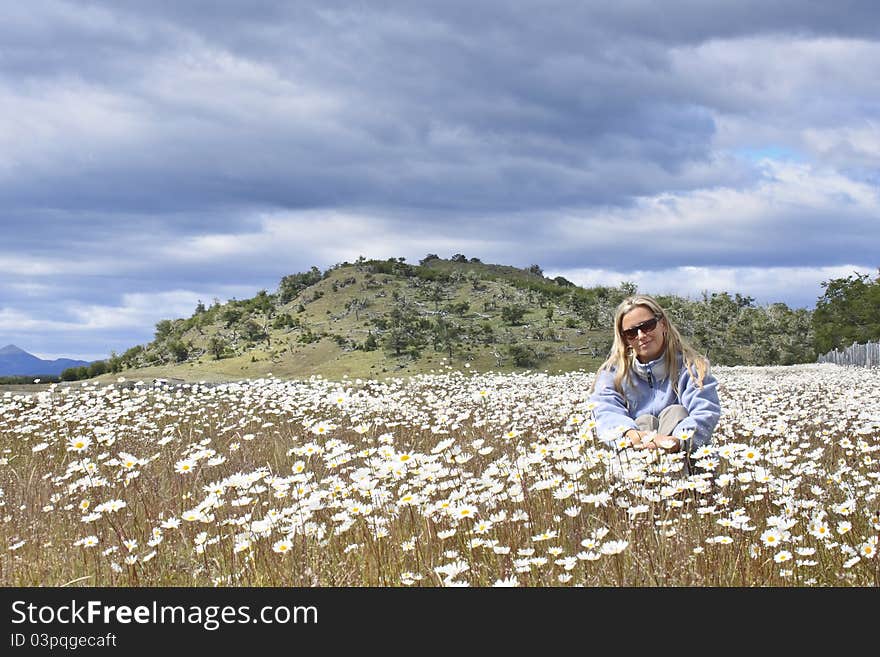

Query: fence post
left=818, top=340, right=880, bottom=367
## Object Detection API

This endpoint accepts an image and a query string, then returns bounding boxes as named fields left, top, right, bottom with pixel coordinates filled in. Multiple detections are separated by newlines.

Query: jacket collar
left=631, top=351, right=669, bottom=384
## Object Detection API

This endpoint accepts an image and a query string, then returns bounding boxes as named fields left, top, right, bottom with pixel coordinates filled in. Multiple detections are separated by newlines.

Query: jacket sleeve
left=589, top=369, right=637, bottom=447
left=673, top=365, right=721, bottom=452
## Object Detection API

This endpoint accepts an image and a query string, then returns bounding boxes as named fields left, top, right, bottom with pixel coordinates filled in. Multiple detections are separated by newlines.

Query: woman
left=589, top=295, right=720, bottom=458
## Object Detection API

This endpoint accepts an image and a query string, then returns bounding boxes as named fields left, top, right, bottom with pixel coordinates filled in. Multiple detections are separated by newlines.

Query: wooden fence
left=817, top=341, right=880, bottom=367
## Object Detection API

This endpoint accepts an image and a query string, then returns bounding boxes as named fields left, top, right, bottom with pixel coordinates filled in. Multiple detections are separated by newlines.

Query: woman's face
left=621, top=305, right=666, bottom=363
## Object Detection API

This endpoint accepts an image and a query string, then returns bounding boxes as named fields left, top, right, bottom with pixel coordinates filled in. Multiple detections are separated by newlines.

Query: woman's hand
left=647, top=435, right=680, bottom=452
left=624, top=429, right=650, bottom=447
left=627, top=430, right=679, bottom=452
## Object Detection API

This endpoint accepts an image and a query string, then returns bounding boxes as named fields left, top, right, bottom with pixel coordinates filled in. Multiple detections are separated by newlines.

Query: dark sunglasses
left=621, top=316, right=661, bottom=341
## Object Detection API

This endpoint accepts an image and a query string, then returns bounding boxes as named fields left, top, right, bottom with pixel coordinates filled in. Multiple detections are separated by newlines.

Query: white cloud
left=67, top=290, right=205, bottom=330
left=3, top=282, right=55, bottom=297
left=141, top=43, right=343, bottom=128
left=671, top=35, right=880, bottom=174
left=162, top=210, right=500, bottom=267
left=671, top=35, right=880, bottom=114
left=0, top=307, right=71, bottom=332
left=0, top=78, right=148, bottom=175
left=803, top=122, right=880, bottom=168
left=546, top=264, right=876, bottom=308
left=29, top=352, right=94, bottom=362
left=0, top=255, right=73, bottom=277
left=1, top=288, right=242, bottom=334
left=0, top=247, right=168, bottom=279
left=550, top=159, right=879, bottom=264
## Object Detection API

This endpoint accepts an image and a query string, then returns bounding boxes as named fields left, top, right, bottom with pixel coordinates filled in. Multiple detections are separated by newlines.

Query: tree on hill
left=501, top=305, right=527, bottom=325
left=813, top=271, right=880, bottom=353
left=221, top=306, right=243, bottom=327
left=432, top=315, right=462, bottom=360
left=567, top=284, right=633, bottom=329
left=278, top=266, right=323, bottom=304
left=87, top=360, right=108, bottom=377
left=154, top=319, right=175, bottom=341
left=249, top=290, right=275, bottom=315
left=465, top=271, right=486, bottom=291
left=361, top=331, right=379, bottom=351
left=248, top=289, right=277, bottom=345
left=691, top=292, right=742, bottom=363
left=382, top=295, right=428, bottom=359
left=427, top=282, right=452, bottom=311
left=507, top=342, right=547, bottom=368
left=659, top=293, right=816, bottom=366
left=61, top=366, right=88, bottom=381
left=209, top=335, right=230, bottom=360
left=167, top=340, right=189, bottom=363
left=107, top=351, right=124, bottom=373
left=239, top=319, right=268, bottom=344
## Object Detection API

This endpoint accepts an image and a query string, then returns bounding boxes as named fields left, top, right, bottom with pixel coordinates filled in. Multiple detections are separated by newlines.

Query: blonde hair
left=589, top=294, right=710, bottom=401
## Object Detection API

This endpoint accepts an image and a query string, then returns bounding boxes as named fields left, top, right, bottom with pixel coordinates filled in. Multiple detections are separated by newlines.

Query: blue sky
left=1, top=1, right=878, bottom=360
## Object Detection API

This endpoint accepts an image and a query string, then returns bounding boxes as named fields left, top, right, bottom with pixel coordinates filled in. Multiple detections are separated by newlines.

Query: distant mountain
left=0, top=344, right=90, bottom=376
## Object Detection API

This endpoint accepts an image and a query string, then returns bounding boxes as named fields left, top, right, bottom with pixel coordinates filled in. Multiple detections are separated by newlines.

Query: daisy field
left=1, top=363, right=877, bottom=587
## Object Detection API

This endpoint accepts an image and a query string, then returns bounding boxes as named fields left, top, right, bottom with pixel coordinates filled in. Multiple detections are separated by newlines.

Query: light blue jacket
left=589, top=352, right=721, bottom=453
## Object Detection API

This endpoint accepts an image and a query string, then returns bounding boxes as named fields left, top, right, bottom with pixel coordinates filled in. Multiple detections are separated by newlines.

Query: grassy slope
left=95, top=260, right=610, bottom=384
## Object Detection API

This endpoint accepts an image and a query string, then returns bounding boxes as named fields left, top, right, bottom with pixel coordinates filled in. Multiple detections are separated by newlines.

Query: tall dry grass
left=1, top=364, right=877, bottom=586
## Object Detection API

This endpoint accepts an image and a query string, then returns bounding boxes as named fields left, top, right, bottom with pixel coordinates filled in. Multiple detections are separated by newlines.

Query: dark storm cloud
left=0, top=0, right=728, bottom=217
left=4, top=1, right=874, bottom=219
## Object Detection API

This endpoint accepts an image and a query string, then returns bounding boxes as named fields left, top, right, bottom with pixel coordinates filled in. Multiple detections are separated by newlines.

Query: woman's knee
left=635, top=414, right=659, bottom=432
left=658, top=405, right=689, bottom=435
left=660, top=404, right=688, bottom=421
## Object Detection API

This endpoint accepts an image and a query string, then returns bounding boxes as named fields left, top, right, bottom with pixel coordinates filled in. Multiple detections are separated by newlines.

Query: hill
left=78, top=255, right=816, bottom=384
left=0, top=344, right=90, bottom=377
